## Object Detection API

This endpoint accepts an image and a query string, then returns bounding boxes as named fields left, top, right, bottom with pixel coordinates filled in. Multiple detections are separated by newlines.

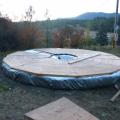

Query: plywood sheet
left=3, top=48, right=120, bottom=77
left=25, top=97, right=99, bottom=120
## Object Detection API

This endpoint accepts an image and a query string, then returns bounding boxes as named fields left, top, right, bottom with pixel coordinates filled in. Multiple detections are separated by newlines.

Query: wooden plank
left=110, top=90, right=120, bottom=102
left=68, top=54, right=101, bottom=64
left=24, top=97, right=99, bottom=120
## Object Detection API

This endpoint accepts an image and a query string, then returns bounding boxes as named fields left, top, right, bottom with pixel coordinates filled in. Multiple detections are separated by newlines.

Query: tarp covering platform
left=2, top=48, right=120, bottom=89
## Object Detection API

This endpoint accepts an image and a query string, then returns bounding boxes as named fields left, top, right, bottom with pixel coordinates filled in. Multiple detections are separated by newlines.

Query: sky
left=0, top=0, right=119, bottom=21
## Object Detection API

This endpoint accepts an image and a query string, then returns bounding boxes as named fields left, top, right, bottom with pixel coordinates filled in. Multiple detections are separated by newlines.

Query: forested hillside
left=0, top=15, right=120, bottom=51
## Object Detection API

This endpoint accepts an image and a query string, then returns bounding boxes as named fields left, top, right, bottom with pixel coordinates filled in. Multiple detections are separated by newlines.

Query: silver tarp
left=2, top=63, right=120, bottom=89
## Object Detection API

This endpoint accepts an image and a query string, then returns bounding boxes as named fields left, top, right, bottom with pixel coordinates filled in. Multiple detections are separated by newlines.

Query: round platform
left=2, top=48, right=120, bottom=89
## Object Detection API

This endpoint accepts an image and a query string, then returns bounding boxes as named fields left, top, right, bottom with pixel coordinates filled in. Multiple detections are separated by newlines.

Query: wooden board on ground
left=3, top=48, right=120, bottom=77
left=24, top=97, right=99, bottom=120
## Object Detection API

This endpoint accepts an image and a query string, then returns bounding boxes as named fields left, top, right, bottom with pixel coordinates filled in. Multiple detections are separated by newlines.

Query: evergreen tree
left=96, top=31, right=108, bottom=46
left=0, top=17, right=19, bottom=51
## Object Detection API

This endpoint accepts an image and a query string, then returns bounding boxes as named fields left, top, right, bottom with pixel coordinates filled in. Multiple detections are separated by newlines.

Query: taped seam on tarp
left=1, top=63, right=120, bottom=89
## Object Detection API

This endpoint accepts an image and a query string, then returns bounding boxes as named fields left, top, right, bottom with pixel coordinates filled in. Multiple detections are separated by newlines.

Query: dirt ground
left=0, top=50, right=120, bottom=120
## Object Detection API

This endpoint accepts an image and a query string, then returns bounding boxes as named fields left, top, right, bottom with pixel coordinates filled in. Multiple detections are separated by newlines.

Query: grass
left=0, top=83, right=9, bottom=92
left=0, top=45, right=120, bottom=55
left=0, top=50, right=16, bottom=57
left=82, top=45, right=120, bottom=57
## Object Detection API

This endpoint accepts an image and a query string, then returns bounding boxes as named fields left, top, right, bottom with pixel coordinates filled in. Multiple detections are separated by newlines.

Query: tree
left=0, top=17, right=19, bottom=51
left=16, top=23, right=43, bottom=49
left=95, top=31, right=108, bottom=46
left=84, top=29, right=93, bottom=46
left=53, top=26, right=85, bottom=48
left=25, top=6, right=35, bottom=21
left=71, top=29, right=84, bottom=48
left=44, top=9, right=51, bottom=47
left=53, top=26, right=74, bottom=48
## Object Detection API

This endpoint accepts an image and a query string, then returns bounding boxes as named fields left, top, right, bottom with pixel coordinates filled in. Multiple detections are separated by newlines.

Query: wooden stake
left=68, top=54, right=101, bottom=64
left=110, top=90, right=120, bottom=102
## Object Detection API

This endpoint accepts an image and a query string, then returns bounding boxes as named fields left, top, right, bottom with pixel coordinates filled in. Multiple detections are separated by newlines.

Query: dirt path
left=0, top=55, right=120, bottom=120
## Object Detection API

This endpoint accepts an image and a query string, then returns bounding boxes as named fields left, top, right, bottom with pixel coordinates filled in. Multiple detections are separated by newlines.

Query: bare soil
left=0, top=49, right=120, bottom=120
